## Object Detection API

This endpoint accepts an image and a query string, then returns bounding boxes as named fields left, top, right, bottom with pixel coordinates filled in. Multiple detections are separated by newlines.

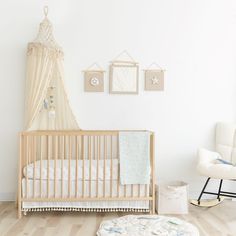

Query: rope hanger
left=83, top=62, right=105, bottom=72
left=144, top=62, right=165, bottom=71
left=43, top=6, right=49, bottom=18
left=111, top=50, right=138, bottom=65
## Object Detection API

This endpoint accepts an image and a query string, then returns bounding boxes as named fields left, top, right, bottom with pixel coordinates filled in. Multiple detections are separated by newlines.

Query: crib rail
left=18, top=130, right=155, bottom=218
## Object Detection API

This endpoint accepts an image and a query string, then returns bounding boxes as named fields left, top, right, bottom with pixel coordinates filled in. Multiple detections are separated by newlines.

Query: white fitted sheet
left=23, top=159, right=119, bottom=181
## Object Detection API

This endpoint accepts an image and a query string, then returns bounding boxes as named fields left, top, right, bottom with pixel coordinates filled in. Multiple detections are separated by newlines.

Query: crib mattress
left=22, top=178, right=149, bottom=210
left=23, top=159, right=119, bottom=181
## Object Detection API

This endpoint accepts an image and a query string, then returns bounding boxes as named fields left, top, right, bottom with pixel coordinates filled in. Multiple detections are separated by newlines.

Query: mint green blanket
left=119, top=132, right=150, bottom=185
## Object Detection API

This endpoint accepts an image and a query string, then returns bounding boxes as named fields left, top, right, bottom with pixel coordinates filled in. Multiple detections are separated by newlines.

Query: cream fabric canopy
left=24, top=17, right=79, bottom=130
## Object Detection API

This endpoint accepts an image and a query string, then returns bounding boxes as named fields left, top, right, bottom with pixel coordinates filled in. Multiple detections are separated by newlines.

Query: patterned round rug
left=97, top=215, right=199, bottom=236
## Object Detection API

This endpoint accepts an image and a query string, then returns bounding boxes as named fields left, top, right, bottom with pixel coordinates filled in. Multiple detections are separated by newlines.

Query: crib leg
left=18, top=210, right=22, bottom=219
left=149, top=199, right=155, bottom=214
left=15, top=195, right=18, bottom=208
left=17, top=193, right=22, bottom=219
left=152, top=198, right=155, bottom=214
left=18, top=204, right=22, bottom=219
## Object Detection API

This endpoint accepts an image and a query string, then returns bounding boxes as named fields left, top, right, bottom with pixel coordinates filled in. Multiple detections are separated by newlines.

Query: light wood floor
left=0, top=201, right=236, bottom=236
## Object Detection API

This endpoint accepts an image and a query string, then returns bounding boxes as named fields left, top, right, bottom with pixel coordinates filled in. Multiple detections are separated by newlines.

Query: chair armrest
left=198, top=148, right=221, bottom=165
left=197, top=148, right=221, bottom=175
left=197, top=148, right=236, bottom=179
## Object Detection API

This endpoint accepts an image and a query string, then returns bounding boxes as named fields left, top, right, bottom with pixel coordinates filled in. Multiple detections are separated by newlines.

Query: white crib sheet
left=23, top=159, right=119, bottom=181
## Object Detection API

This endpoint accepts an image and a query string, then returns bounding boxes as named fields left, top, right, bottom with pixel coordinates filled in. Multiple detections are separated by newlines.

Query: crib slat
left=75, top=136, right=79, bottom=197
left=82, top=136, right=85, bottom=198
left=26, top=136, right=29, bottom=198
left=47, top=136, right=50, bottom=198
left=110, top=135, right=113, bottom=197
left=103, top=136, right=106, bottom=198
left=93, top=136, right=95, bottom=161
left=117, top=135, right=119, bottom=197
left=29, top=136, right=32, bottom=198
left=68, top=136, right=72, bottom=198
left=61, top=136, right=65, bottom=198
left=40, top=136, right=43, bottom=198
left=54, top=135, right=58, bottom=198
left=29, top=136, right=33, bottom=198
left=89, top=136, right=92, bottom=197
left=79, top=136, right=82, bottom=196
left=96, top=136, right=99, bottom=197
left=33, top=136, right=36, bottom=198
left=93, top=136, right=95, bottom=195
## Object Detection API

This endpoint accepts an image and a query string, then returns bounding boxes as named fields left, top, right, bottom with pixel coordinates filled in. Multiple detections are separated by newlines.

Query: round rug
left=97, top=215, right=199, bottom=236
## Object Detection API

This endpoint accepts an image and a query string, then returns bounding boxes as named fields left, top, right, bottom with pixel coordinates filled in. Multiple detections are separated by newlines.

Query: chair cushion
left=197, top=148, right=236, bottom=180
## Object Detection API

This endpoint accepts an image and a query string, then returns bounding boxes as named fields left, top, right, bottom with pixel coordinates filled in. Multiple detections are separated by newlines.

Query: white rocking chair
left=192, top=122, right=236, bottom=207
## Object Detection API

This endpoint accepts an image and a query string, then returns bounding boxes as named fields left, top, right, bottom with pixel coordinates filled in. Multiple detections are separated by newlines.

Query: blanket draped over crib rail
left=119, top=132, right=150, bottom=185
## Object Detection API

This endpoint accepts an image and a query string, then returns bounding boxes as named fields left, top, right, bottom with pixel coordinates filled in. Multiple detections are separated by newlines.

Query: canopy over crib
left=24, top=7, right=79, bottom=130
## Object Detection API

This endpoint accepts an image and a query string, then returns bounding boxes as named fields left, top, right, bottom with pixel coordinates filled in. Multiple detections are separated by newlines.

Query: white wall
left=1, top=0, right=236, bottom=200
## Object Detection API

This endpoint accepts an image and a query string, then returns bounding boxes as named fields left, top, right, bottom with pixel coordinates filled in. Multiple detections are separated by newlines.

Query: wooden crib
left=18, top=130, right=155, bottom=218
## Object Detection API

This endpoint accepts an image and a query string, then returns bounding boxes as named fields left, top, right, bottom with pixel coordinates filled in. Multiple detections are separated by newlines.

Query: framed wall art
left=83, top=63, right=105, bottom=92
left=109, top=51, right=139, bottom=94
left=144, top=63, right=165, bottom=91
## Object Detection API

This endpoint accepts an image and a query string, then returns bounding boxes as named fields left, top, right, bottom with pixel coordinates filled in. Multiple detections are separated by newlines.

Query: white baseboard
left=0, top=192, right=16, bottom=201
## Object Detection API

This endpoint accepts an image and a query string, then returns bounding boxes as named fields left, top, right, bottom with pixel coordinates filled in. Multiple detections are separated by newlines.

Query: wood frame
left=109, top=63, right=139, bottom=94
left=18, top=130, right=155, bottom=218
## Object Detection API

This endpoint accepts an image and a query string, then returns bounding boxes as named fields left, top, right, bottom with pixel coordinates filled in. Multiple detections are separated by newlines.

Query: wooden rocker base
left=190, top=197, right=225, bottom=207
